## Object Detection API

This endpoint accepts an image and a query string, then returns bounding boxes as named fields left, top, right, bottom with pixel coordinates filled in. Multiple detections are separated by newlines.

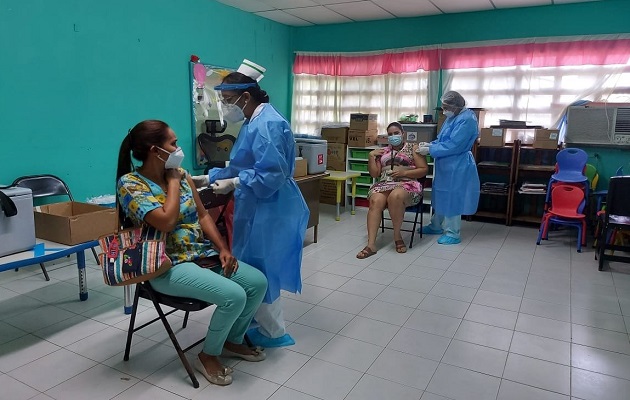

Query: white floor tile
left=286, top=322, right=335, bottom=356
left=473, top=290, right=521, bottom=312
left=0, top=373, right=40, bottom=400
left=359, top=299, right=414, bottom=325
left=4, top=304, right=76, bottom=333
left=303, top=271, right=349, bottom=290
left=427, top=363, right=500, bottom=400
left=390, top=275, right=437, bottom=293
left=571, top=324, right=630, bottom=355
left=32, top=315, right=109, bottom=347
left=515, top=313, right=571, bottom=342
left=0, top=334, right=60, bottom=373
left=453, top=320, right=514, bottom=351
left=102, top=339, right=178, bottom=379
left=572, top=344, right=630, bottom=381
left=295, top=306, right=354, bottom=333
left=191, top=370, right=280, bottom=400
left=320, top=261, right=365, bottom=278
left=284, top=283, right=333, bottom=305
left=0, top=321, right=28, bottom=345
left=367, top=349, right=438, bottom=390
left=429, top=282, right=477, bottom=302
left=571, top=307, right=627, bottom=333
left=376, top=286, right=427, bottom=308
left=284, top=358, right=362, bottom=400
left=510, top=331, right=571, bottom=365
left=45, top=364, right=138, bottom=400
left=111, top=381, right=188, bottom=400
left=519, top=298, right=571, bottom=322
left=315, top=335, right=383, bottom=372
left=337, top=279, right=386, bottom=299
left=339, top=316, right=400, bottom=347
left=281, top=298, right=314, bottom=322
left=8, top=348, right=96, bottom=391
left=503, top=353, right=570, bottom=395
left=418, top=295, right=470, bottom=319
left=404, top=309, right=462, bottom=338
left=464, top=304, right=518, bottom=330
left=235, top=347, right=309, bottom=384
left=442, top=339, right=508, bottom=377
left=387, top=327, right=451, bottom=361
left=571, top=367, right=630, bottom=400
left=345, top=374, right=424, bottom=400
left=497, top=380, right=569, bottom=400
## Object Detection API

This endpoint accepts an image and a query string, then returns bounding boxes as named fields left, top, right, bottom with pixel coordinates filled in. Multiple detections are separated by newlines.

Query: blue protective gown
left=429, top=108, right=480, bottom=217
left=209, top=104, right=309, bottom=303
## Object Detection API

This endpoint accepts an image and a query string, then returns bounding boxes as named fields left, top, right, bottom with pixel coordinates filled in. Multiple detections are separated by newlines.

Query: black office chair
left=124, top=281, right=211, bottom=388
left=380, top=179, right=425, bottom=249
left=197, top=133, right=236, bottom=171
left=597, top=176, right=630, bottom=271
left=11, top=174, right=100, bottom=280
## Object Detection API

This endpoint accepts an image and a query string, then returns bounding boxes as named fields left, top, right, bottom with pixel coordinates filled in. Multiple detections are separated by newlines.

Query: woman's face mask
left=443, top=110, right=455, bottom=118
left=388, top=134, right=403, bottom=147
left=222, top=94, right=246, bottom=123
left=157, top=147, right=185, bottom=169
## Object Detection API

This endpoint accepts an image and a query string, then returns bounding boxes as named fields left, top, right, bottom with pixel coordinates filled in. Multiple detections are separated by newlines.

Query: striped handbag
left=98, top=227, right=172, bottom=286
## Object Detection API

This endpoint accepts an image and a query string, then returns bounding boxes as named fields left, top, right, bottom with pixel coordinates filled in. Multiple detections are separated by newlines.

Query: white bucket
left=238, top=59, right=266, bottom=82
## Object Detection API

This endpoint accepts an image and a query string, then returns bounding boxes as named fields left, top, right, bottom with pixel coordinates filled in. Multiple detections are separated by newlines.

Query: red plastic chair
left=537, top=184, right=587, bottom=252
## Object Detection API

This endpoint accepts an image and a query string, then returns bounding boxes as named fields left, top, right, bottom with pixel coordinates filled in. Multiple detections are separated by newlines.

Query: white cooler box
left=0, top=186, right=36, bottom=257
left=295, top=138, right=327, bottom=174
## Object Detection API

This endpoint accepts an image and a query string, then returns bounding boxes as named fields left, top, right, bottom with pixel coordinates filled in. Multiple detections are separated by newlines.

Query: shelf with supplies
left=472, top=141, right=518, bottom=225
left=472, top=139, right=560, bottom=226
left=346, top=145, right=378, bottom=201
left=511, top=141, right=559, bottom=225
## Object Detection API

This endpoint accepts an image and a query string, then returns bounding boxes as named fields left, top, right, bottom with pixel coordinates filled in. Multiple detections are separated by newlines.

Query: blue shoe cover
left=246, top=327, right=295, bottom=348
left=437, top=235, right=461, bottom=245
left=419, top=225, right=443, bottom=235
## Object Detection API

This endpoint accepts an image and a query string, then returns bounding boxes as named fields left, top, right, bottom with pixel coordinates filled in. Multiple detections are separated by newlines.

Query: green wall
left=293, top=0, right=630, bottom=52
left=0, top=0, right=292, bottom=201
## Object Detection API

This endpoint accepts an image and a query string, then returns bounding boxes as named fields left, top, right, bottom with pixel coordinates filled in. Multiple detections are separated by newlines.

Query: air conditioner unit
left=565, top=103, right=630, bottom=146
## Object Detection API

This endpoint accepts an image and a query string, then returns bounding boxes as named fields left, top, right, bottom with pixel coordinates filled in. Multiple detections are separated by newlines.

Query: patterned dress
left=368, top=143, right=423, bottom=206
left=117, top=169, right=218, bottom=265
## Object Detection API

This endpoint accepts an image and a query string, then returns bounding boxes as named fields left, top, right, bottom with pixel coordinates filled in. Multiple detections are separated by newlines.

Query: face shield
left=213, top=82, right=257, bottom=126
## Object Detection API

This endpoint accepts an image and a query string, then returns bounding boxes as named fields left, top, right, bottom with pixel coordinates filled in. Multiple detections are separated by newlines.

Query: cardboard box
left=349, top=113, right=378, bottom=131
left=320, top=179, right=345, bottom=206
left=34, top=202, right=117, bottom=245
left=327, top=143, right=347, bottom=162
left=479, top=128, right=506, bottom=147
left=348, top=129, right=378, bottom=147
left=321, top=127, right=348, bottom=144
left=294, top=158, right=307, bottom=177
left=326, top=158, right=346, bottom=171
left=533, top=129, right=559, bottom=149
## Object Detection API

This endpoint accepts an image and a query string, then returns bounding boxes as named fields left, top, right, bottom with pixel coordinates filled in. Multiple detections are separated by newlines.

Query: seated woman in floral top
left=356, top=122, right=429, bottom=259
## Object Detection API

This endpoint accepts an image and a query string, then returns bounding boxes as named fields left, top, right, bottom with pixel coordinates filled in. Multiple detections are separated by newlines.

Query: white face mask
left=444, top=110, right=455, bottom=118
left=222, top=94, right=247, bottom=123
left=157, top=147, right=185, bottom=169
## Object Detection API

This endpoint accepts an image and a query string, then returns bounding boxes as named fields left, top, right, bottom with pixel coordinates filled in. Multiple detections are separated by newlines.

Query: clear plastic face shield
left=213, top=82, right=257, bottom=125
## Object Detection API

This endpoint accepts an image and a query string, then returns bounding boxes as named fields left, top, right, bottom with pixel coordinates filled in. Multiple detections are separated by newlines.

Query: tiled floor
left=1, top=205, right=630, bottom=400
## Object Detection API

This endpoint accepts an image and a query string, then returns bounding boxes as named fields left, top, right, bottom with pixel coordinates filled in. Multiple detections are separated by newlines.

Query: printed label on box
left=492, top=129, right=503, bottom=137
left=549, top=133, right=558, bottom=140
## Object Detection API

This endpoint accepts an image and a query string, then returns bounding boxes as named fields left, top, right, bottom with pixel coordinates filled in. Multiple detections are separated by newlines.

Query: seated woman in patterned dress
left=356, top=122, right=429, bottom=259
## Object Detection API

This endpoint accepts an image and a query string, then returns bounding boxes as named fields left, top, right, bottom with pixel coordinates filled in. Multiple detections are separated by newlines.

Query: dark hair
left=116, top=119, right=170, bottom=226
left=387, top=121, right=404, bottom=133
left=222, top=72, right=270, bottom=104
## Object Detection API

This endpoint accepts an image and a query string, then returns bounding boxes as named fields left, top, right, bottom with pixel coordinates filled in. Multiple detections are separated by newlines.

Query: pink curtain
left=293, top=39, right=630, bottom=76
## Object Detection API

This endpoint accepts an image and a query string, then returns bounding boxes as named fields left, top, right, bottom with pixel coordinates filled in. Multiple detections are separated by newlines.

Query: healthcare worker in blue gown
left=193, top=63, right=309, bottom=348
left=416, top=91, right=480, bottom=245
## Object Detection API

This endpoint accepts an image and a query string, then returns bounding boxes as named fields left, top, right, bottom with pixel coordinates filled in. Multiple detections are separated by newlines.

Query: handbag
left=98, top=207, right=172, bottom=286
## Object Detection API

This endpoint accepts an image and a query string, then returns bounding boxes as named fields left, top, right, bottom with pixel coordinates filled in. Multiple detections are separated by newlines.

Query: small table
left=323, top=171, right=362, bottom=221
left=295, top=172, right=329, bottom=242
left=0, top=239, right=96, bottom=301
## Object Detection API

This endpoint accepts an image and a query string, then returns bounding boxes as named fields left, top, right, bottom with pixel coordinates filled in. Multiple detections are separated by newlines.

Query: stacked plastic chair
left=537, top=148, right=589, bottom=252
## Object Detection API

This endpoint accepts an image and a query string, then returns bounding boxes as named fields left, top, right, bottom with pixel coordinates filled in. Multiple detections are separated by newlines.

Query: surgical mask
left=444, top=110, right=455, bottom=118
left=157, top=147, right=185, bottom=169
left=388, top=134, right=403, bottom=147
left=222, top=95, right=246, bottom=123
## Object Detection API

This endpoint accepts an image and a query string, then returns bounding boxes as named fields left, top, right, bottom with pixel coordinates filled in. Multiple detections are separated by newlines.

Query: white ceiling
left=214, top=0, right=600, bottom=26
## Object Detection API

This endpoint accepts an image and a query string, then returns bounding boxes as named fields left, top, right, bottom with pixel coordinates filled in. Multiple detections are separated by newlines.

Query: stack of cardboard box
left=348, top=113, right=378, bottom=147
left=321, top=126, right=348, bottom=172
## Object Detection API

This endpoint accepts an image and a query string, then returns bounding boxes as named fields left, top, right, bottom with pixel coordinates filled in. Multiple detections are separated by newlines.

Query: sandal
left=356, top=246, right=377, bottom=259
left=221, top=346, right=266, bottom=362
left=395, top=240, right=407, bottom=253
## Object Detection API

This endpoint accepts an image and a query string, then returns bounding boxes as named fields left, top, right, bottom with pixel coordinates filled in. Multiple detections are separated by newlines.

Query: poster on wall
left=189, top=57, right=241, bottom=170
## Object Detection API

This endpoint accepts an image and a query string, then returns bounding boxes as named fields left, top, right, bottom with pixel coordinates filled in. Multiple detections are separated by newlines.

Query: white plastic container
left=0, top=186, right=36, bottom=257
left=295, top=138, right=328, bottom=174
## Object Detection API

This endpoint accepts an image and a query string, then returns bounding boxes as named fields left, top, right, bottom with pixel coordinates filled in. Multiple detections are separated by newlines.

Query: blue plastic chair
left=551, top=148, right=588, bottom=183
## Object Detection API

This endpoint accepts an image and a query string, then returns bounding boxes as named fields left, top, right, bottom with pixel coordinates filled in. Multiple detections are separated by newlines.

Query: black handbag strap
left=0, top=191, right=18, bottom=217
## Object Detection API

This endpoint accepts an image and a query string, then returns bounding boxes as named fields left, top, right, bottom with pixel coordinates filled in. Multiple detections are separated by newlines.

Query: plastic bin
left=295, top=138, right=327, bottom=174
left=356, top=187, right=369, bottom=197
left=356, top=176, right=373, bottom=185
left=350, top=149, right=371, bottom=160
left=349, top=162, right=369, bottom=172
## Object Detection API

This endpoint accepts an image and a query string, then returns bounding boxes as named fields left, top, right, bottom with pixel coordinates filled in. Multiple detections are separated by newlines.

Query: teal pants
left=150, top=260, right=267, bottom=355
left=429, top=214, right=461, bottom=239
